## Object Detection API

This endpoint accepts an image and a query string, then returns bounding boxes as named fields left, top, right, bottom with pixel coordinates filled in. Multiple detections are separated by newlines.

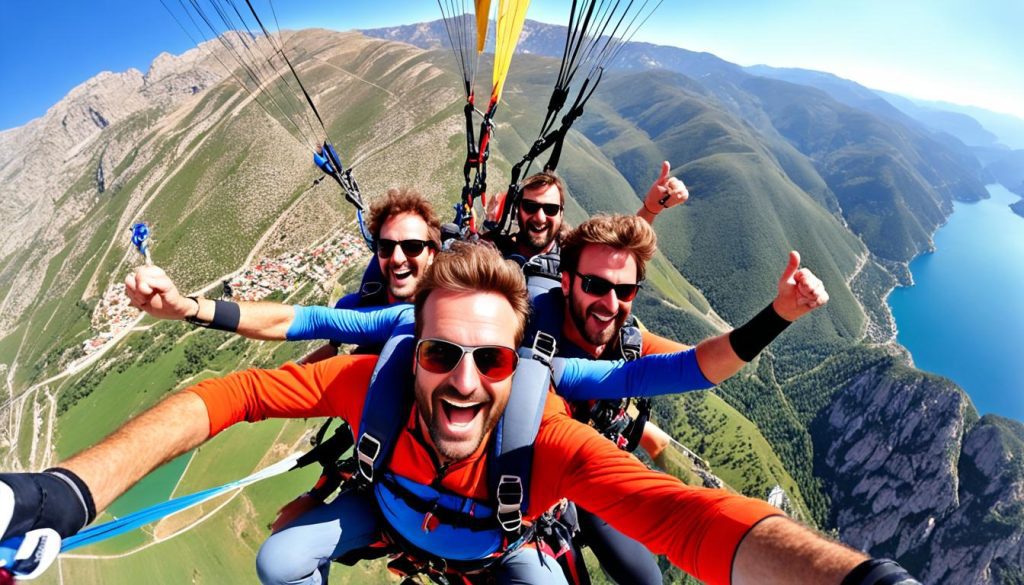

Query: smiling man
left=123, top=187, right=440, bottom=345
left=368, top=189, right=440, bottom=304
left=0, top=243, right=919, bottom=585
left=489, top=170, right=567, bottom=264
left=549, top=213, right=842, bottom=585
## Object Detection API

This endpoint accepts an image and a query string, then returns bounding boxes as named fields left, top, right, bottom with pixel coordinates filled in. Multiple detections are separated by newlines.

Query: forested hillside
left=1, top=22, right=1022, bottom=584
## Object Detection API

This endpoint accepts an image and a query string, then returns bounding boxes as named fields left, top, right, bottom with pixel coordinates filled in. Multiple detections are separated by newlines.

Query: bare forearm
left=61, top=391, right=211, bottom=511
left=733, top=516, right=865, bottom=585
left=192, top=297, right=295, bottom=340
left=694, top=333, right=746, bottom=384
left=637, top=204, right=658, bottom=225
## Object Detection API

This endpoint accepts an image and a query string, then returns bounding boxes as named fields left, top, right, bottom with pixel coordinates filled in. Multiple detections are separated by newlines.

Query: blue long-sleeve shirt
left=286, top=304, right=712, bottom=400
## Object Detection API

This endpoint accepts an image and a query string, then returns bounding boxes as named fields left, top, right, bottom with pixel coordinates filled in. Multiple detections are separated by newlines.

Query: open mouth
left=590, top=311, right=615, bottom=323
left=440, top=398, right=484, bottom=430
left=392, top=269, right=412, bottom=281
left=528, top=223, right=548, bottom=234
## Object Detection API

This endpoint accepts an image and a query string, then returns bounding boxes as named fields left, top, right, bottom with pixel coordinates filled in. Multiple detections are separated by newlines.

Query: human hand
left=644, top=161, right=689, bottom=214
left=772, top=251, right=829, bottom=321
left=123, top=265, right=195, bottom=320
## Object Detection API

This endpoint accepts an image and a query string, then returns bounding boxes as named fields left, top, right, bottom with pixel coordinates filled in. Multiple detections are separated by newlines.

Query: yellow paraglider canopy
left=490, top=0, right=530, bottom=105
left=475, top=0, right=491, bottom=54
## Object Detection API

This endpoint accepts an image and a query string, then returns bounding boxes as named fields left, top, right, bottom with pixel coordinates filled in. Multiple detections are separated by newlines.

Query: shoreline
left=884, top=184, right=1024, bottom=423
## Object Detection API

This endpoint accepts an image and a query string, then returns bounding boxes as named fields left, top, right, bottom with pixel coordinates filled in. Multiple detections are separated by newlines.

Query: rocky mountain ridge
left=0, top=44, right=227, bottom=334
left=2, top=25, right=1023, bottom=585
left=815, top=358, right=1024, bottom=583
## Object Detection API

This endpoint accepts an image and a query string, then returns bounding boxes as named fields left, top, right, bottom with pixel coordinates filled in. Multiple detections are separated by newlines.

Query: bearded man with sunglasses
left=0, top=243, right=921, bottom=585
left=488, top=162, right=688, bottom=267
left=542, top=213, right=832, bottom=585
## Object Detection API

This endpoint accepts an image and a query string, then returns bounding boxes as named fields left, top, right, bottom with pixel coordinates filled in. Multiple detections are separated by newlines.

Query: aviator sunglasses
left=519, top=199, right=563, bottom=216
left=415, top=339, right=520, bottom=381
left=376, top=238, right=436, bottom=258
left=575, top=273, right=641, bottom=301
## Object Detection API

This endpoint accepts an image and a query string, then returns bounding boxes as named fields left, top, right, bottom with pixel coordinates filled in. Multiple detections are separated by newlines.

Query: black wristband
left=841, top=558, right=922, bottom=585
left=209, top=300, right=241, bottom=332
left=44, top=467, right=97, bottom=526
left=728, top=303, right=791, bottom=362
left=0, top=468, right=96, bottom=540
left=186, top=299, right=240, bottom=332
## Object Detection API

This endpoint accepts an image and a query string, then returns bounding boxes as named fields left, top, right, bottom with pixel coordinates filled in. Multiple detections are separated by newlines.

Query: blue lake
left=888, top=184, right=1024, bottom=422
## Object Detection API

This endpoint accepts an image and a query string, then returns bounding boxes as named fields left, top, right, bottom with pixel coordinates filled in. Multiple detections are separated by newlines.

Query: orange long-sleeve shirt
left=189, top=355, right=779, bottom=584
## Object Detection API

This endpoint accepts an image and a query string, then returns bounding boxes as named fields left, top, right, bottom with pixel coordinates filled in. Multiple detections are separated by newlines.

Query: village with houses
left=81, top=232, right=370, bottom=358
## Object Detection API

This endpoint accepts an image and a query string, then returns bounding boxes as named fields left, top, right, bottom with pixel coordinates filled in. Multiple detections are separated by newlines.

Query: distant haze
left=2, top=0, right=1022, bottom=129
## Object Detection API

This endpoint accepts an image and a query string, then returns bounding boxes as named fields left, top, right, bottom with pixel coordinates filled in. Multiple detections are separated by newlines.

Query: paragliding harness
left=302, top=260, right=391, bottom=498
left=489, top=73, right=602, bottom=236
left=353, top=256, right=390, bottom=310
left=574, top=316, right=651, bottom=452
left=292, top=332, right=558, bottom=584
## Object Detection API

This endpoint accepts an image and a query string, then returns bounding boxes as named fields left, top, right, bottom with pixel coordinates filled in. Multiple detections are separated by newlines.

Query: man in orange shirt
left=0, top=243, right=918, bottom=585
left=548, top=213, right=828, bottom=585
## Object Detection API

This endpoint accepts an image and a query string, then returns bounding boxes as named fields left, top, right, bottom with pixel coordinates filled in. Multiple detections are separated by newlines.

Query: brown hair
left=520, top=171, right=566, bottom=206
left=368, top=188, right=441, bottom=246
left=560, top=214, right=657, bottom=281
left=413, top=242, right=530, bottom=346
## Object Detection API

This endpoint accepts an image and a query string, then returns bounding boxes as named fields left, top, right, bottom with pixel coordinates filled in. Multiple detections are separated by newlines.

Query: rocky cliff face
left=0, top=44, right=226, bottom=334
left=815, top=362, right=1024, bottom=584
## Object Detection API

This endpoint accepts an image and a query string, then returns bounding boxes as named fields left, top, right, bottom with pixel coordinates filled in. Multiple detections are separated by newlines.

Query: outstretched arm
left=0, top=391, right=210, bottom=546
left=553, top=252, right=828, bottom=399
left=637, top=161, right=689, bottom=225
left=124, top=265, right=296, bottom=340
left=547, top=421, right=918, bottom=585
left=732, top=516, right=865, bottom=584
left=125, top=266, right=411, bottom=344
left=62, top=391, right=210, bottom=511
left=695, top=250, right=829, bottom=383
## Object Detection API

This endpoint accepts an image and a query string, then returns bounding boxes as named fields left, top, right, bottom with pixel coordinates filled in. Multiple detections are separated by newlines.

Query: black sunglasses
left=575, top=273, right=641, bottom=302
left=415, top=338, right=520, bottom=381
left=377, top=239, right=435, bottom=259
left=519, top=199, right=563, bottom=216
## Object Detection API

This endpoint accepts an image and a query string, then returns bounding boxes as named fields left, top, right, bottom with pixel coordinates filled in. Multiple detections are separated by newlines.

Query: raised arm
left=552, top=252, right=828, bottom=399
left=124, top=265, right=296, bottom=340
left=637, top=161, right=689, bottom=225
left=125, top=265, right=412, bottom=344
left=695, top=250, right=828, bottom=383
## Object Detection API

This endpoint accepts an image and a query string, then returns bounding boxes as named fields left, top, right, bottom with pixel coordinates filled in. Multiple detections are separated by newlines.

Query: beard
left=568, top=293, right=629, bottom=349
left=522, top=225, right=555, bottom=252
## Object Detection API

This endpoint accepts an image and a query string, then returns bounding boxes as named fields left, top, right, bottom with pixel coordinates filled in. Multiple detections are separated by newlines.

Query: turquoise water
left=888, top=184, right=1024, bottom=422
left=106, top=451, right=192, bottom=517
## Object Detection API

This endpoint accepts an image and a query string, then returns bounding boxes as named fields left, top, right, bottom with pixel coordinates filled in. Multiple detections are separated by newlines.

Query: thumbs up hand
left=773, top=251, right=829, bottom=321
left=644, top=161, right=689, bottom=213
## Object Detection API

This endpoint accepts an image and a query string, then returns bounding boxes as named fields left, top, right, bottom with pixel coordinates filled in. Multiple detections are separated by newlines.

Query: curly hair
left=368, top=188, right=442, bottom=247
left=559, top=214, right=657, bottom=282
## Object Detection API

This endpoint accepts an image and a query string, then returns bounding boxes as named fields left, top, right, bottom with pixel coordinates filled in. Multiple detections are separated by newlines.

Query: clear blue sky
left=2, top=0, right=1022, bottom=130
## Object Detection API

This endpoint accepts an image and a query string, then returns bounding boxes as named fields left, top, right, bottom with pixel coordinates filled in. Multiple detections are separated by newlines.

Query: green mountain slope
left=3, top=25, right=1023, bottom=584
